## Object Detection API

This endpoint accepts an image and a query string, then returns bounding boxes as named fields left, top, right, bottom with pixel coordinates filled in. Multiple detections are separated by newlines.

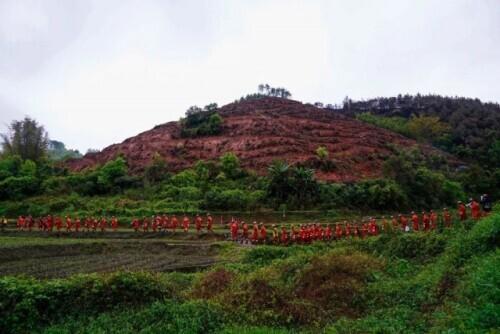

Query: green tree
left=219, top=153, right=241, bottom=179
left=208, top=113, right=223, bottom=134
left=0, top=155, right=22, bottom=181
left=19, top=160, right=37, bottom=177
left=267, top=161, right=291, bottom=204
left=407, top=115, right=451, bottom=142
left=290, top=167, right=318, bottom=207
left=1, top=117, right=49, bottom=162
left=97, top=157, right=128, bottom=192
left=144, top=153, right=169, bottom=185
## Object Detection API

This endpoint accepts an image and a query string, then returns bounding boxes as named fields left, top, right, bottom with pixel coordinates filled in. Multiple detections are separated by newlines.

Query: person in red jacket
left=92, top=217, right=99, bottom=231
left=368, top=217, right=378, bottom=236
left=361, top=223, right=368, bottom=238
left=443, top=208, right=452, bottom=228
left=84, top=217, right=91, bottom=232
left=259, top=223, right=267, bottom=244
left=111, top=216, right=118, bottom=232
left=251, top=222, right=259, bottom=244
left=458, top=201, right=467, bottom=221
left=399, top=214, right=408, bottom=232
left=182, top=215, right=190, bottom=233
left=206, top=214, right=213, bottom=232
left=74, top=217, right=81, bottom=232
left=142, top=217, right=149, bottom=232
left=17, top=216, right=25, bottom=231
left=391, top=216, right=398, bottom=231
left=230, top=220, right=239, bottom=241
left=272, top=224, right=279, bottom=244
left=335, top=223, right=343, bottom=240
left=411, top=212, right=419, bottom=232
left=241, top=221, right=249, bottom=243
left=280, top=226, right=289, bottom=245
left=195, top=214, right=203, bottom=234
left=381, top=216, right=389, bottom=233
left=47, top=215, right=54, bottom=232
left=161, top=215, right=169, bottom=231
left=345, top=221, right=351, bottom=238
left=430, top=210, right=438, bottom=230
left=325, top=224, right=332, bottom=241
left=422, top=212, right=430, bottom=231
left=27, top=216, right=34, bottom=232
left=55, top=217, right=62, bottom=232
left=65, top=216, right=72, bottom=232
left=131, top=218, right=140, bottom=232
left=37, top=217, right=44, bottom=231
left=470, top=199, right=481, bottom=220
left=300, top=225, right=307, bottom=243
left=152, top=215, right=159, bottom=232
left=100, top=217, right=107, bottom=232
left=171, top=215, right=178, bottom=233
left=352, top=223, right=360, bottom=238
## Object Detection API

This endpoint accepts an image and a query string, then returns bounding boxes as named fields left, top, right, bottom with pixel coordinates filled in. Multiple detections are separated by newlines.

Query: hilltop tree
left=181, top=103, right=223, bottom=138
left=257, top=84, right=291, bottom=99
left=1, top=117, right=49, bottom=162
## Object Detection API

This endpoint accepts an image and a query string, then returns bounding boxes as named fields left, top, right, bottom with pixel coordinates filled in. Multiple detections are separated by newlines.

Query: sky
left=1, top=0, right=499, bottom=153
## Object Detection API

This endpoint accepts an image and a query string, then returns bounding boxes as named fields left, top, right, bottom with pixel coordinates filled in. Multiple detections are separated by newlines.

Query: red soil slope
left=66, top=97, right=445, bottom=182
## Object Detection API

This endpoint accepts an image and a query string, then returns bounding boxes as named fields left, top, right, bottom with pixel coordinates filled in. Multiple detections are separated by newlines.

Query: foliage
left=48, top=140, right=82, bottom=161
left=382, top=148, right=465, bottom=208
left=180, top=103, right=223, bottom=138
left=220, top=152, right=242, bottom=179
left=347, top=94, right=500, bottom=168
left=315, top=146, right=329, bottom=161
left=356, top=112, right=410, bottom=136
left=0, top=271, right=179, bottom=333
left=267, top=161, right=319, bottom=208
left=356, top=113, right=451, bottom=143
left=407, top=115, right=451, bottom=142
left=257, top=84, right=292, bottom=99
left=0, top=175, right=40, bottom=200
left=144, top=153, right=170, bottom=185
left=1, top=116, right=49, bottom=162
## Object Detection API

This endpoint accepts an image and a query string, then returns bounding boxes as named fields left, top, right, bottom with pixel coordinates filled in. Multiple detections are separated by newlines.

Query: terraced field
left=0, top=232, right=223, bottom=278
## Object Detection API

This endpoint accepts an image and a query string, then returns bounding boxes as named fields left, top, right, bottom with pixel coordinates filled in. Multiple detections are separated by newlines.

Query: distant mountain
left=66, top=97, right=453, bottom=182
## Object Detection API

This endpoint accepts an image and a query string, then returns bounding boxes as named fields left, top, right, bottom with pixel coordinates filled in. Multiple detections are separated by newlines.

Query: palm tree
left=267, top=161, right=290, bottom=203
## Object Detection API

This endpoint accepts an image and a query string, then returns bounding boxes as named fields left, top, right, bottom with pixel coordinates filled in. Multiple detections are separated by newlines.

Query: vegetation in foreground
left=0, top=208, right=498, bottom=333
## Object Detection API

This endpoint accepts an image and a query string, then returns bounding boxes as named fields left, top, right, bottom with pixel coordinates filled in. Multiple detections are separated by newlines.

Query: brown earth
left=66, top=97, right=449, bottom=181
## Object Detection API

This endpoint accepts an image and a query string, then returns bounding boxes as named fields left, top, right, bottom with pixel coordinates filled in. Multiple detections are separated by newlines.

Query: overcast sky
left=1, top=0, right=499, bottom=153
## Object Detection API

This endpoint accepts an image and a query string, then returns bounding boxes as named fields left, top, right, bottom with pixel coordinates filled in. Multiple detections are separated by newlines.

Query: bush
left=191, top=268, right=234, bottom=299
left=43, top=300, right=224, bottom=334
left=0, top=272, right=177, bottom=333
left=0, top=175, right=40, bottom=200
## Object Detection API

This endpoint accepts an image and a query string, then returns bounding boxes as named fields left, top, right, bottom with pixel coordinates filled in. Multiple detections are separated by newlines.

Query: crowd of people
left=1, top=196, right=492, bottom=246
left=229, top=197, right=490, bottom=245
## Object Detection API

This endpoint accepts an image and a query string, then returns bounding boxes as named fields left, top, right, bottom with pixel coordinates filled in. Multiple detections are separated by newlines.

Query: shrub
left=0, top=272, right=176, bottom=333
left=0, top=176, right=40, bottom=200
left=191, top=268, right=234, bottom=299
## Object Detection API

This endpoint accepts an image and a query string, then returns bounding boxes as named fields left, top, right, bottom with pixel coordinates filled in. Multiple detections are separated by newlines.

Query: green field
left=0, top=208, right=498, bottom=333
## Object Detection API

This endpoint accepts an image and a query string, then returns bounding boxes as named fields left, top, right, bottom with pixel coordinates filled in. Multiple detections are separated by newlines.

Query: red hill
left=66, top=97, right=446, bottom=182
